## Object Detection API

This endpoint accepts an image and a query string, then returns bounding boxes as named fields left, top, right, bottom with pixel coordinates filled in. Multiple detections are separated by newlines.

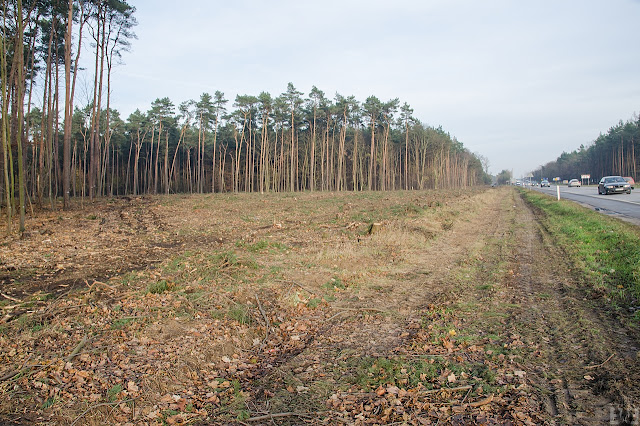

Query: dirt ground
left=0, top=187, right=638, bottom=425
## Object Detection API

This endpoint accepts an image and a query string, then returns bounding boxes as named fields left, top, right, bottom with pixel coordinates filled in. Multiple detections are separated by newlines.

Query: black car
left=598, top=176, right=631, bottom=195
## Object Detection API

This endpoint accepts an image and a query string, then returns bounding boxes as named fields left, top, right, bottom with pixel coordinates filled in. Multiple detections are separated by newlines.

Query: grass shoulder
left=519, top=189, right=640, bottom=318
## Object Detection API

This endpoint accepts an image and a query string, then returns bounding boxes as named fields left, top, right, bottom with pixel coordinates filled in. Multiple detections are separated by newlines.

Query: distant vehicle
left=541, top=179, right=550, bottom=187
left=623, top=177, right=635, bottom=189
left=598, top=176, right=631, bottom=195
left=568, top=179, right=581, bottom=187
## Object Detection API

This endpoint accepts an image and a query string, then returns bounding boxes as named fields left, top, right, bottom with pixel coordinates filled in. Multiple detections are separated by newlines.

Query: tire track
left=511, top=189, right=640, bottom=424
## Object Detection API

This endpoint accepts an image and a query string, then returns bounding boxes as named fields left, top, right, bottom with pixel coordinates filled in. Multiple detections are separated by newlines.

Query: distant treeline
left=1, top=0, right=489, bottom=233
left=55, top=89, right=489, bottom=197
left=533, top=115, right=639, bottom=182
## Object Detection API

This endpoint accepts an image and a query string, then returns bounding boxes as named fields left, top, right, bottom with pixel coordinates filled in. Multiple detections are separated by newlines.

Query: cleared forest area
left=1, top=187, right=639, bottom=425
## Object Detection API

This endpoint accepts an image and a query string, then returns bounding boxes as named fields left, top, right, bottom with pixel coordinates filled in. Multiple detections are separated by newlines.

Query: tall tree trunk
left=404, top=121, right=409, bottom=190
left=53, top=56, right=61, bottom=206
left=0, top=3, right=11, bottom=232
left=197, top=114, right=202, bottom=192
left=63, top=0, right=73, bottom=208
left=337, top=114, right=346, bottom=191
left=310, top=108, right=317, bottom=191
left=352, top=126, right=359, bottom=191
left=44, top=16, right=55, bottom=206
left=164, top=130, right=169, bottom=194
left=16, top=0, right=26, bottom=231
left=89, top=6, right=103, bottom=199
left=212, top=117, right=219, bottom=192
left=290, top=111, right=295, bottom=192
left=154, top=123, right=161, bottom=194
left=368, top=121, right=376, bottom=190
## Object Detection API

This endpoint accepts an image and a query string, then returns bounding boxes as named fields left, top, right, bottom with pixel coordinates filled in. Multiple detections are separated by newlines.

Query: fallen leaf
left=386, top=385, right=400, bottom=395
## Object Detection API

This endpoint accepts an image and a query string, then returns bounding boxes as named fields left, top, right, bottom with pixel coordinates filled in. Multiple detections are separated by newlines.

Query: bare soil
left=0, top=187, right=638, bottom=425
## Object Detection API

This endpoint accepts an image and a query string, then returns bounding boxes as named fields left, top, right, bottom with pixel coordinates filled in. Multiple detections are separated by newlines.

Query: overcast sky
left=93, top=0, right=640, bottom=178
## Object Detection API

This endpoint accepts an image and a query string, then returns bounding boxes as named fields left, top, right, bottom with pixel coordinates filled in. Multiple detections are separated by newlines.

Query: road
left=530, top=184, right=640, bottom=225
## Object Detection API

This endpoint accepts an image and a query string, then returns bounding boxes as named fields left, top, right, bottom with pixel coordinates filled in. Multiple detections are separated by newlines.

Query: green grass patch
left=322, top=277, right=346, bottom=291
left=227, top=304, right=252, bottom=325
left=390, top=202, right=425, bottom=217
left=348, top=356, right=442, bottom=390
left=31, top=322, right=47, bottom=333
left=162, top=249, right=259, bottom=286
left=236, top=240, right=289, bottom=253
left=147, top=280, right=172, bottom=294
left=107, top=384, right=123, bottom=402
left=342, top=355, right=495, bottom=392
left=41, top=396, right=57, bottom=409
left=119, top=271, right=142, bottom=287
left=306, top=298, right=323, bottom=308
left=520, top=189, right=640, bottom=306
left=111, top=317, right=137, bottom=329
left=213, top=251, right=239, bottom=268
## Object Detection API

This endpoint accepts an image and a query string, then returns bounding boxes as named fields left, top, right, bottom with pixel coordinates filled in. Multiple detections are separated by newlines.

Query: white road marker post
left=557, top=185, right=560, bottom=201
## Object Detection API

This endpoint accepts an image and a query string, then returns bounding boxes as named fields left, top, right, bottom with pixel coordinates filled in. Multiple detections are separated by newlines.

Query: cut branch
left=66, top=335, right=89, bottom=362
left=245, top=412, right=311, bottom=422
left=585, top=353, right=615, bottom=370
left=254, top=295, right=270, bottom=346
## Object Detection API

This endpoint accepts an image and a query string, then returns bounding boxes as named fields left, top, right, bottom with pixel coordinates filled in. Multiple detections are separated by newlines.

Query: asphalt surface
left=528, top=184, right=640, bottom=226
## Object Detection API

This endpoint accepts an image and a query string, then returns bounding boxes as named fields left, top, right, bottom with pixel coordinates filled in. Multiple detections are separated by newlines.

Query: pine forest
left=533, top=116, right=640, bottom=183
left=2, top=0, right=491, bottom=234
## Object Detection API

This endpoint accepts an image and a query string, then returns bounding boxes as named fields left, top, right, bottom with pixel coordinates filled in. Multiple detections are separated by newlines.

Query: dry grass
left=3, top=187, right=638, bottom=424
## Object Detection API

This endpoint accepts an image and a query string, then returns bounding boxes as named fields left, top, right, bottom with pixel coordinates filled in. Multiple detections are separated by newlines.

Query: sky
left=90, top=0, right=640, bottom=178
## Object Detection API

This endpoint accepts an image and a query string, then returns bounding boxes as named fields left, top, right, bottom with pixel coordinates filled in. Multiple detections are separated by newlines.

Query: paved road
left=528, top=184, right=640, bottom=225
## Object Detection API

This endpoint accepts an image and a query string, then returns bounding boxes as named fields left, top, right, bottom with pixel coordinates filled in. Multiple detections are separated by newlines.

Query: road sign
left=581, top=174, right=590, bottom=179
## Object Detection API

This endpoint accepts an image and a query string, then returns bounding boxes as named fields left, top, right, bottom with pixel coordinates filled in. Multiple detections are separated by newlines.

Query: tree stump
left=367, top=222, right=382, bottom=235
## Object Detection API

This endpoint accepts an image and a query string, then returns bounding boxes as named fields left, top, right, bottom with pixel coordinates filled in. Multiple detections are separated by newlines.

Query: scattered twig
left=331, top=306, right=388, bottom=314
left=70, top=398, right=136, bottom=426
left=419, top=385, right=472, bottom=395
left=460, top=386, right=473, bottom=404
left=351, top=385, right=473, bottom=399
left=1, top=304, right=19, bottom=310
left=276, top=279, right=316, bottom=295
left=0, top=354, right=33, bottom=382
left=66, top=335, right=90, bottom=362
left=254, top=295, right=270, bottom=346
left=85, top=279, right=116, bottom=292
left=0, top=312, right=18, bottom=324
left=585, top=353, right=615, bottom=370
left=469, top=394, right=494, bottom=408
left=245, top=412, right=311, bottom=422
left=1, top=293, right=21, bottom=303
left=327, top=310, right=347, bottom=321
